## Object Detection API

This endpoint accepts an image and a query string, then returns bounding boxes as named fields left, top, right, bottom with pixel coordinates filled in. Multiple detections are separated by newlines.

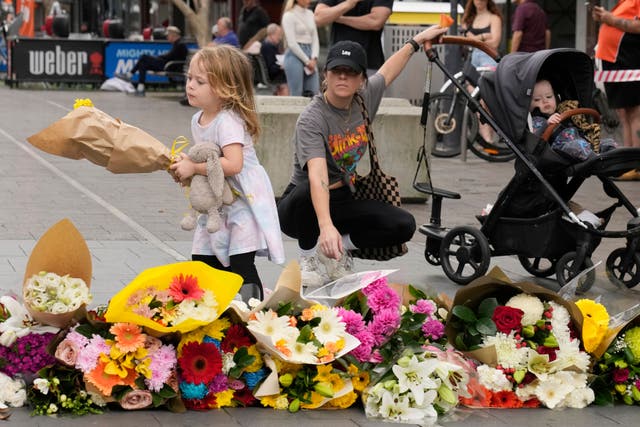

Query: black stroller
left=414, top=37, right=640, bottom=291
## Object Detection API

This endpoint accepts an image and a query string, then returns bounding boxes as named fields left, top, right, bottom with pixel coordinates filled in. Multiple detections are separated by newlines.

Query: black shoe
left=115, top=72, right=132, bottom=82
left=179, top=97, right=190, bottom=106
left=132, top=90, right=145, bottom=97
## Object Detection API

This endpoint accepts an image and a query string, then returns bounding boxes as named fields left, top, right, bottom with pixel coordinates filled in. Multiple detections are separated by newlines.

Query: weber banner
left=8, top=38, right=104, bottom=84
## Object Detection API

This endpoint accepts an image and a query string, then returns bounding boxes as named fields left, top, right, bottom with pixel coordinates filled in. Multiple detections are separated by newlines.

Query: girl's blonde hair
left=191, top=45, right=261, bottom=142
left=283, top=0, right=297, bottom=13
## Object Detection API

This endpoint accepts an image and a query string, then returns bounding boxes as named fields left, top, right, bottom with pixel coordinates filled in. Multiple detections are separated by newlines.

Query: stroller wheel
left=439, top=226, right=490, bottom=285
left=517, top=256, right=557, bottom=278
left=605, top=248, right=640, bottom=289
left=555, top=252, right=595, bottom=293
left=424, top=247, right=441, bottom=266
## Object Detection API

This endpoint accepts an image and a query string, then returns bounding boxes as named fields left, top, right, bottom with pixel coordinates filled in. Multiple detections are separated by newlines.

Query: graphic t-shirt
left=289, top=73, right=386, bottom=187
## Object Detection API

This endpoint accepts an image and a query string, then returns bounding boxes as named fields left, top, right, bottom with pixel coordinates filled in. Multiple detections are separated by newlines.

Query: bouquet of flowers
left=448, top=274, right=593, bottom=409
left=0, top=372, right=27, bottom=409
left=0, top=331, right=57, bottom=381
left=53, top=322, right=179, bottom=410
left=28, top=365, right=104, bottom=416
left=257, top=356, right=356, bottom=412
left=176, top=313, right=267, bottom=410
left=246, top=302, right=359, bottom=364
left=105, top=261, right=242, bottom=334
left=363, top=347, right=469, bottom=425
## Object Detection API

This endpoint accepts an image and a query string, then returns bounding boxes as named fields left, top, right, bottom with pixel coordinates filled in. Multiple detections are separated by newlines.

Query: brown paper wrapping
left=23, top=219, right=92, bottom=328
left=27, top=106, right=172, bottom=173
left=445, top=267, right=584, bottom=365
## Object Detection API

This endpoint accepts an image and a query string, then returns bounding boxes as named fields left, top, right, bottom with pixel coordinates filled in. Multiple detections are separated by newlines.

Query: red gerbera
left=169, top=274, right=204, bottom=303
left=178, top=341, right=222, bottom=384
left=221, top=324, right=253, bottom=353
left=234, top=387, right=257, bottom=407
left=184, top=393, right=218, bottom=410
left=522, top=397, right=541, bottom=408
left=490, top=390, right=523, bottom=408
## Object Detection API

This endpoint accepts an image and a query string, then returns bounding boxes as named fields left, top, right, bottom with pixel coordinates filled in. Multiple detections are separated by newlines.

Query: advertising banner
left=104, top=40, right=197, bottom=84
left=9, top=38, right=104, bottom=84
left=15, top=0, right=35, bottom=37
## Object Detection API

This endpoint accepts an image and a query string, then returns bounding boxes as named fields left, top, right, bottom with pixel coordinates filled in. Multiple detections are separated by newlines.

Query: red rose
left=492, top=306, right=524, bottom=333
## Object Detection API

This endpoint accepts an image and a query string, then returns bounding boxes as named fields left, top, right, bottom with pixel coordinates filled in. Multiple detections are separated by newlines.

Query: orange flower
left=490, top=390, right=522, bottom=408
left=85, top=360, right=124, bottom=396
left=324, top=341, right=340, bottom=354
left=275, top=338, right=292, bottom=357
left=110, top=323, right=146, bottom=353
left=319, top=354, right=335, bottom=363
left=460, top=378, right=492, bottom=407
left=288, top=316, right=297, bottom=327
left=300, top=308, right=315, bottom=321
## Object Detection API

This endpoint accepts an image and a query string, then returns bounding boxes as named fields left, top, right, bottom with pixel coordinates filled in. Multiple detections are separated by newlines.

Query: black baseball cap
left=325, top=41, right=367, bottom=75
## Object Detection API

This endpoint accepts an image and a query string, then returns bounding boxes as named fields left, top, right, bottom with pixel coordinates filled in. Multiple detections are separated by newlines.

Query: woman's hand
left=305, top=58, right=317, bottom=73
left=318, top=224, right=344, bottom=260
left=414, top=25, right=449, bottom=49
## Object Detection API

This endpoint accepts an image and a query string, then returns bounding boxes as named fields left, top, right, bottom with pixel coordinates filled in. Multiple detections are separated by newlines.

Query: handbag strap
left=353, top=93, right=382, bottom=174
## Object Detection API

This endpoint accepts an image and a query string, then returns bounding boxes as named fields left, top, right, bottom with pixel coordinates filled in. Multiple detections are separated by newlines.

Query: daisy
left=248, top=310, right=297, bottom=342
left=178, top=341, right=223, bottom=385
left=110, top=323, right=145, bottom=353
left=288, top=339, right=319, bottom=364
left=313, top=309, right=347, bottom=345
left=534, top=374, right=573, bottom=409
left=169, top=273, right=204, bottom=303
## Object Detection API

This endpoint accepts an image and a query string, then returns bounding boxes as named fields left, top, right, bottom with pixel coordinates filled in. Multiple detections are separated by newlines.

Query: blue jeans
left=283, top=44, right=319, bottom=96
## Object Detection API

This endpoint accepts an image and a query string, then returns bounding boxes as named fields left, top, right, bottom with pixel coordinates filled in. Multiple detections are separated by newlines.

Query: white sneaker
left=299, top=256, right=326, bottom=288
left=318, top=250, right=354, bottom=281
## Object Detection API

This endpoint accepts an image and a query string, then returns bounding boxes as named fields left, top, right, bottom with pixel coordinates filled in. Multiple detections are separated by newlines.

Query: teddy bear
left=180, top=143, right=235, bottom=233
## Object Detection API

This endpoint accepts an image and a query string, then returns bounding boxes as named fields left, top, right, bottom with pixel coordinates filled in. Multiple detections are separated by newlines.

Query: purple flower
left=336, top=308, right=366, bottom=335
left=410, top=299, right=437, bottom=316
left=0, top=332, right=56, bottom=378
left=612, top=368, right=630, bottom=384
left=421, top=318, right=445, bottom=340
left=208, top=373, right=228, bottom=393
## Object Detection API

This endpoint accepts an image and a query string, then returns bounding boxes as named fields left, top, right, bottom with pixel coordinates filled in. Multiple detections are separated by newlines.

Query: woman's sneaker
left=299, top=256, right=326, bottom=289
left=318, top=250, right=354, bottom=281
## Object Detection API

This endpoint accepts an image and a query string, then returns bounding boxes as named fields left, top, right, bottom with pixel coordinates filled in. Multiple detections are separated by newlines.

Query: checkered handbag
left=349, top=94, right=408, bottom=261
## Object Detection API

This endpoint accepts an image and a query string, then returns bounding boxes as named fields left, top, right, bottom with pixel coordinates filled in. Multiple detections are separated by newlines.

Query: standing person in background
left=260, top=23, right=289, bottom=96
left=282, top=0, right=320, bottom=97
left=314, top=0, right=393, bottom=74
left=170, top=45, right=285, bottom=299
left=593, top=0, right=640, bottom=179
left=210, top=16, right=239, bottom=47
left=237, top=0, right=270, bottom=50
left=510, top=0, right=550, bottom=53
left=461, top=0, right=502, bottom=69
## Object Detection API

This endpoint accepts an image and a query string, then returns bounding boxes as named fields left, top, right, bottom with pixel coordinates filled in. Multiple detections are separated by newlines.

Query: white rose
left=49, top=302, right=70, bottom=314
left=33, top=378, right=50, bottom=395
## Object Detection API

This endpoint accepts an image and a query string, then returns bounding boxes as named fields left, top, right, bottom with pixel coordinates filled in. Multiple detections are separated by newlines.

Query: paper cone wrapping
left=445, top=267, right=584, bottom=365
left=27, top=106, right=172, bottom=173
left=104, top=261, right=242, bottom=334
left=593, top=306, right=640, bottom=360
left=22, top=219, right=92, bottom=328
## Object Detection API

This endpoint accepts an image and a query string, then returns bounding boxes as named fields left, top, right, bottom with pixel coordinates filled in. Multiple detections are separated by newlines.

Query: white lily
left=392, top=355, right=438, bottom=406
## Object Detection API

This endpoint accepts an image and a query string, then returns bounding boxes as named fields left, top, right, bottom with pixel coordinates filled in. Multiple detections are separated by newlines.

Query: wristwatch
left=406, top=39, right=420, bottom=53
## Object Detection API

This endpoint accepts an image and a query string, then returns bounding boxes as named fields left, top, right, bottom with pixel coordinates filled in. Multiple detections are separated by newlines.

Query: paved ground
left=0, top=84, right=639, bottom=426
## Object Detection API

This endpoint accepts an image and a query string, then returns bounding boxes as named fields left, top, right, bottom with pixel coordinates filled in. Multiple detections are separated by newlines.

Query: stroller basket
left=489, top=208, right=579, bottom=258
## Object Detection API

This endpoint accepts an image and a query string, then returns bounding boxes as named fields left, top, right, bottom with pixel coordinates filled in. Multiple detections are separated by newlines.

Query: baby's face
left=530, top=80, right=557, bottom=115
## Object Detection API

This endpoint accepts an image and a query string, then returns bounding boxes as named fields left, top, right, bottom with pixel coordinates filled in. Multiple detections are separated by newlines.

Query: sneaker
left=115, top=72, right=132, bottom=82
left=299, top=256, right=326, bottom=288
left=133, top=89, right=145, bottom=97
left=318, top=250, right=354, bottom=281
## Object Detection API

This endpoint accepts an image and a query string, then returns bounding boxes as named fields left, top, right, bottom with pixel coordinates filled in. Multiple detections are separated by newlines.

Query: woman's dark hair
left=462, top=0, right=502, bottom=28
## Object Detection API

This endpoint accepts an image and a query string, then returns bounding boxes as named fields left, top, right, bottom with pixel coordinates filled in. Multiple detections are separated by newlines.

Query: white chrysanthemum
left=563, top=386, right=594, bottom=408
left=288, top=339, right=319, bottom=364
left=476, top=365, right=512, bottom=391
left=515, top=382, right=537, bottom=401
left=248, top=310, right=298, bottom=341
left=548, top=301, right=572, bottom=340
left=553, top=343, right=591, bottom=372
left=392, top=355, right=438, bottom=406
left=482, top=332, right=529, bottom=369
left=534, top=374, right=574, bottom=409
left=312, top=308, right=347, bottom=344
left=505, top=294, right=545, bottom=326
left=0, top=372, right=26, bottom=408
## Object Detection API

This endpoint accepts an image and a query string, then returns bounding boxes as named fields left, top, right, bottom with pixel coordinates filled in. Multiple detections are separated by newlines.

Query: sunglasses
left=329, top=66, right=361, bottom=77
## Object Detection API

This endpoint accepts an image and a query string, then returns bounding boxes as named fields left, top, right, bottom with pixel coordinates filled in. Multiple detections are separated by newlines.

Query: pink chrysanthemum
left=145, top=344, right=177, bottom=392
left=369, top=308, right=401, bottom=345
left=410, top=299, right=437, bottom=316
left=336, top=308, right=366, bottom=335
left=366, top=284, right=401, bottom=313
left=76, top=334, right=110, bottom=373
left=350, top=330, right=374, bottom=362
left=422, top=318, right=445, bottom=340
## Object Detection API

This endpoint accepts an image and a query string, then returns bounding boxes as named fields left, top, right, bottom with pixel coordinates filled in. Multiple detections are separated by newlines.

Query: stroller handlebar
left=541, top=108, right=601, bottom=142
left=436, top=36, right=500, bottom=61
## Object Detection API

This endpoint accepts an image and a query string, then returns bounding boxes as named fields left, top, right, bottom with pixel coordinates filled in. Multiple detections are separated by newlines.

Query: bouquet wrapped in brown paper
left=22, top=219, right=93, bottom=329
left=27, top=100, right=185, bottom=174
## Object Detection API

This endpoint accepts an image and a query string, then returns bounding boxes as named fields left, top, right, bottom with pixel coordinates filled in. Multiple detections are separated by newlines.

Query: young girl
left=170, top=45, right=285, bottom=299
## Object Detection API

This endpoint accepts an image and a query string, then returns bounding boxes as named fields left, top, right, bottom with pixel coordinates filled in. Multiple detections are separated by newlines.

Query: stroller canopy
left=479, top=49, right=595, bottom=143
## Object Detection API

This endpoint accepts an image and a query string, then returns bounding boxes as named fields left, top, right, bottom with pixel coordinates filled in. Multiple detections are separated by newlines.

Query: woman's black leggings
left=192, top=252, right=263, bottom=297
left=277, top=183, right=416, bottom=250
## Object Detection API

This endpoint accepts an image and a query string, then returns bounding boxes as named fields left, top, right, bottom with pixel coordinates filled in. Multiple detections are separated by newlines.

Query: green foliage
left=449, top=297, right=498, bottom=350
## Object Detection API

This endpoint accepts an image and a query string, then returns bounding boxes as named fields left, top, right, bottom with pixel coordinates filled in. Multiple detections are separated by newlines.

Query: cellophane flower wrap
left=52, top=320, right=179, bottom=411
left=447, top=272, right=593, bottom=409
left=105, top=261, right=242, bottom=334
left=176, top=312, right=266, bottom=409
left=257, top=356, right=357, bottom=412
left=589, top=304, right=640, bottom=406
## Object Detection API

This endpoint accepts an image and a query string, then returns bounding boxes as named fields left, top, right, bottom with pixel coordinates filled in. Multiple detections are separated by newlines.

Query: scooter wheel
left=555, top=252, right=595, bottom=293
left=439, top=226, right=490, bottom=285
left=605, top=248, right=640, bottom=289
left=518, top=256, right=557, bottom=278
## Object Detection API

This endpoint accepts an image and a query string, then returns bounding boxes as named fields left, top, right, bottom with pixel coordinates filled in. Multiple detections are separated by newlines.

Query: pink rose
left=492, top=306, right=524, bottom=334
left=54, top=338, right=79, bottom=366
left=119, top=389, right=153, bottom=410
left=144, top=335, right=163, bottom=354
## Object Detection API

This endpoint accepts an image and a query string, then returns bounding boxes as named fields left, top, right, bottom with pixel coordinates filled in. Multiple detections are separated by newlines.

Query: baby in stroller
left=530, top=79, right=616, bottom=162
